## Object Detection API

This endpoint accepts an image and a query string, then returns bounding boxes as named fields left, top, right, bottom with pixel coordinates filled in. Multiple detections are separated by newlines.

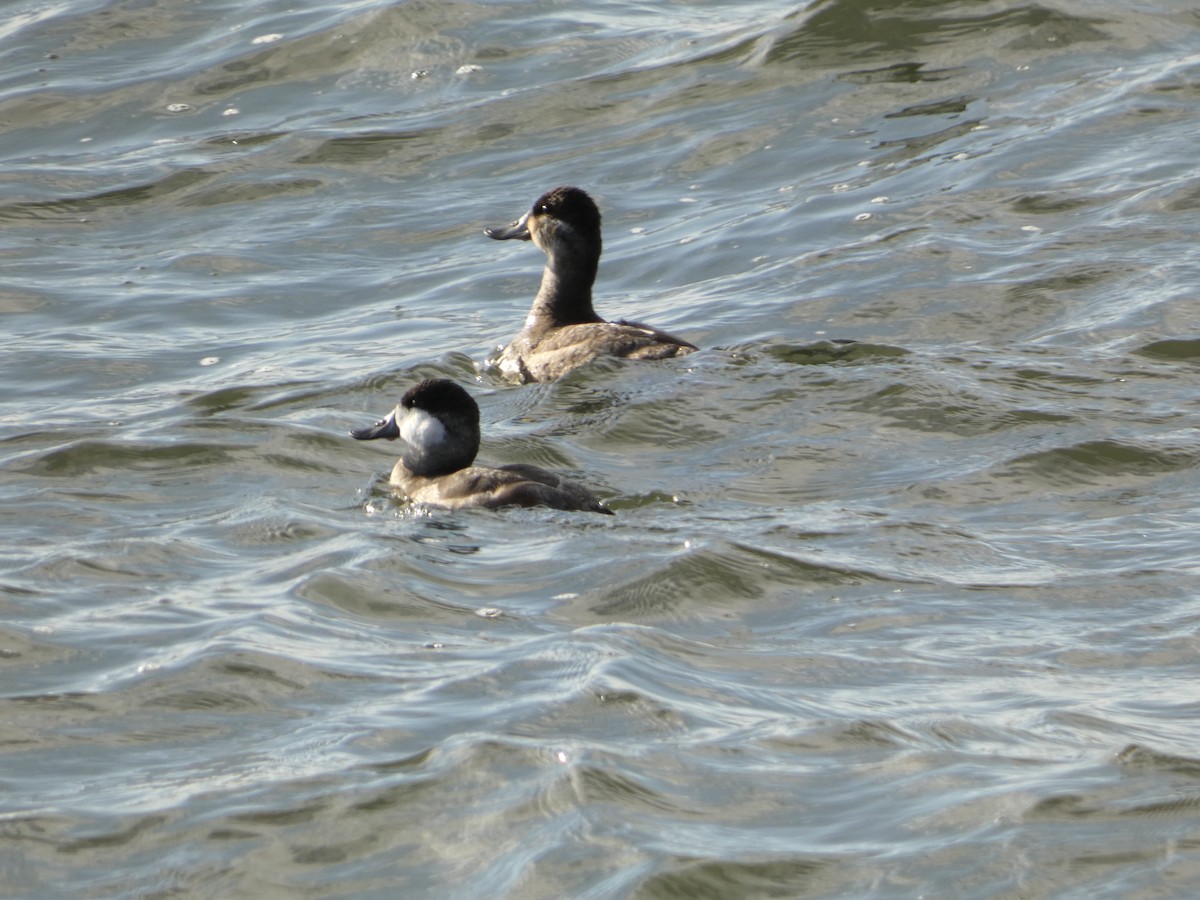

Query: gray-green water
left=5, top=0, right=1200, bottom=896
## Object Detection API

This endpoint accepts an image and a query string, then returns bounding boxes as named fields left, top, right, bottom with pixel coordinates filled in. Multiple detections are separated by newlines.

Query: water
left=4, top=0, right=1200, bottom=895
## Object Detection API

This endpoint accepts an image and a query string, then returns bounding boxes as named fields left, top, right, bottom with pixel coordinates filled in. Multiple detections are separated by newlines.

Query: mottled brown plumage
left=485, top=186, right=697, bottom=382
left=351, top=379, right=613, bottom=514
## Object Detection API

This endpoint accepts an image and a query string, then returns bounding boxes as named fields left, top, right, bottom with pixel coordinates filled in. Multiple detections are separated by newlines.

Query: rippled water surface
left=5, top=0, right=1200, bottom=895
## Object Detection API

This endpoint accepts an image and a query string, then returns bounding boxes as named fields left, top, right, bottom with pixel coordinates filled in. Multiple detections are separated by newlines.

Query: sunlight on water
left=3, top=0, right=1200, bottom=896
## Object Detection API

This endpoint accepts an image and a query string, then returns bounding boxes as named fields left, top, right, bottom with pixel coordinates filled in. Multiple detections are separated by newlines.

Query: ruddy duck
left=484, top=186, right=697, bottom=382
left=351, top=378, right=613, bottom=514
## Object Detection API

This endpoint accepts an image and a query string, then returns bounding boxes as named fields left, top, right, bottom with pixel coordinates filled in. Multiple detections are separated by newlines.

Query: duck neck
left=529, top=254, right=603, bottom=328
left=403, top=438, right=477, bottom=478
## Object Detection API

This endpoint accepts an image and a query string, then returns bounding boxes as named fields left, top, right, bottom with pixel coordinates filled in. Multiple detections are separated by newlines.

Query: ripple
left=0, top=168, right=216, bottom=221
left=5, top=0, right=1200, bottom=895
left=17, top=438, right=236, bottom=478
left=1117, top=743, right=1200, bottom=778
left=636, top=855, right=839, bottom=899
left=1133, top=337, right=1200, bottom=363
left=1002, top=438, right=1198, bottom=487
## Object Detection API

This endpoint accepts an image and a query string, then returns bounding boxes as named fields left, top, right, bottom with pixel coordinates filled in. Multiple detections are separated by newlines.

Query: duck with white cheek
left=485, top=186, right=697, bottom=383
left=351, top=379, right=613, bottom=514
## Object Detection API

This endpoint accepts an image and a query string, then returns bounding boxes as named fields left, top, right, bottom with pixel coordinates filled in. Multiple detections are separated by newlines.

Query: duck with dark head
left=485, top=186, right=697, bottom=383
left=352, top=378, right=613, bottom=514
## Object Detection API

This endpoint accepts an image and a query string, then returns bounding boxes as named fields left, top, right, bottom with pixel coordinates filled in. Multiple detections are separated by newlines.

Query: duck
left=351, top=378, right=613, bottom=514
left=484, top=185, right=697, bottom=382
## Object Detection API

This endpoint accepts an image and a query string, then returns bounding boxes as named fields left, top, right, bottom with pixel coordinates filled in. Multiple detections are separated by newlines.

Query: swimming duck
left=484, top=186, right=697, bottom=382
left=351, top=378, right=613, bottom=514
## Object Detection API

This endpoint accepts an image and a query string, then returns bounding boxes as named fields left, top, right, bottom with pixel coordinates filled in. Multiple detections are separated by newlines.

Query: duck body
left=485, top=186, right=696, bottom=383
left=351, top=378, right=612, bottom=515
left=396, top=461, right=611, bottom=512
left=494, top=317, right=694, bottom=384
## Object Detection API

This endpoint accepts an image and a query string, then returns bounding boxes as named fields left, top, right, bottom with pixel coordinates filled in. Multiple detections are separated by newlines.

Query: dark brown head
left=485, top=186, right=602, bottom=269
left=527, top=186, right=601, bottom=245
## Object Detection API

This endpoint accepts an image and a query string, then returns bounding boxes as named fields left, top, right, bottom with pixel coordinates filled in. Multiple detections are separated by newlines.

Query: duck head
left=486, top=185, right=602, bottom=275
left=352, top=379, right=480, bottom=477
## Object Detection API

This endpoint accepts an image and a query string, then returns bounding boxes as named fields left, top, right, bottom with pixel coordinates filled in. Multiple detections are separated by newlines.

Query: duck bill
left=484, top=212, right=531, bottom=241
left=350, top=409, right=400, bottom=441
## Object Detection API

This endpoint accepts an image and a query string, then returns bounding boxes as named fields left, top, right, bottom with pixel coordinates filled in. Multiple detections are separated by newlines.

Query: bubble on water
left=200, top=356, right=220, bottom=367
left=252, top=33, right=283, bottom=45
